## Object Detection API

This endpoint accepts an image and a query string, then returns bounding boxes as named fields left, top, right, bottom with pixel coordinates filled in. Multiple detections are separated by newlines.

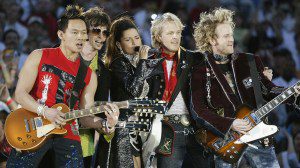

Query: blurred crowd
left=1, top=0, right=300, bottom=167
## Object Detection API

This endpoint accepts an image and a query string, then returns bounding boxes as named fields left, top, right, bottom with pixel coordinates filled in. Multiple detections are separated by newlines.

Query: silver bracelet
left=105, top=121, right=114, bottom=133
left=37, top=105, right=46, bottom=119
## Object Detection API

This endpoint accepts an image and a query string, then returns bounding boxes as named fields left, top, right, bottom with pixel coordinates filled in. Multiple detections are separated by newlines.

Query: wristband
left=5, top=98, right=13, bottom=106
left=105, top=121, right=114, bottom=132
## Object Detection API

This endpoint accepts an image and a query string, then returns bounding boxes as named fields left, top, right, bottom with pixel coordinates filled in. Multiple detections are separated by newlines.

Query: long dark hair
left=105, top=16, right=138, bottom=67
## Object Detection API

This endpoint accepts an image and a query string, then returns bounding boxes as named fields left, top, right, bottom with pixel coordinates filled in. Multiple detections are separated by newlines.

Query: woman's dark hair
left=105, top=17, right=138, bottom=67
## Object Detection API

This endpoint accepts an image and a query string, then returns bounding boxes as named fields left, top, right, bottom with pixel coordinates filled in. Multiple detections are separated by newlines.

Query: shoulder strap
left=69, top=57, right=89, bottom=110
left=246, top=54, right=265, bottom=108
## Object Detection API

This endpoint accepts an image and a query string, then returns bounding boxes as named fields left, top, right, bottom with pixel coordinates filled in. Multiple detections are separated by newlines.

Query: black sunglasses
left=90, top=28, right=110, bottom=37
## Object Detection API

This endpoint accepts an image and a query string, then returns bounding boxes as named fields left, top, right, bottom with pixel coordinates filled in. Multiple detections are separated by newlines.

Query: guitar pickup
left=30, top=118, right=36, bottom=131
left=24, top=119, right=30, bottom=133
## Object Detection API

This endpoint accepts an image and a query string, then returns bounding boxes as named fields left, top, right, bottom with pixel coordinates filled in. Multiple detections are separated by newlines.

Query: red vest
left=30, top=47, right=92, bottom=141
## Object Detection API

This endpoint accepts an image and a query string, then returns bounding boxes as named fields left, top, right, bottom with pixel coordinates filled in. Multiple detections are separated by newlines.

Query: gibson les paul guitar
left=5, top=98, right=166, bottom=151
left=195, top=82, right=300, bottom=163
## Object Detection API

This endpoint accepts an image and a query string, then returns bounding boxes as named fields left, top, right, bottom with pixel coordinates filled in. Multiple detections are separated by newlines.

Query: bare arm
left=14, top=49, right=42, bottom=112
left=79, top=71, right=101, bottom=129
left=14, top=49, right=64, bottom=125
left=79, top=71, right=119, bottom=132
left=0, top=84, right=18, bottom=110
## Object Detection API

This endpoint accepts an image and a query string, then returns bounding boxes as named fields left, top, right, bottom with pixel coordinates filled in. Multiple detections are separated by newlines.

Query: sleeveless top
left=30, top=47, right=92, bottom=141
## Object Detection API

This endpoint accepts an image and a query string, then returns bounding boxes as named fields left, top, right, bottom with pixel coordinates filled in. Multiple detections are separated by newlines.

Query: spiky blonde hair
left=151, top=13, right=184, bottom=48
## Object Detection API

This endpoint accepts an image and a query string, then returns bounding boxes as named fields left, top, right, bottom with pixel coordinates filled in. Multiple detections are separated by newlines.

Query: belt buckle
left=180, top=115, right=190, bottom=126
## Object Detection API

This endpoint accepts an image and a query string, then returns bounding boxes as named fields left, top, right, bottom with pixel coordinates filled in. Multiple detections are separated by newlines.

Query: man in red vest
left=6, top=5, right=119, bottom=167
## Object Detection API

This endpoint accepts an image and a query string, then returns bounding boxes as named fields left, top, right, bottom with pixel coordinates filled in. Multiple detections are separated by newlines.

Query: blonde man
left=146, top=12, right=212, bottom=168
left=191, top=7, right=300, bottom=168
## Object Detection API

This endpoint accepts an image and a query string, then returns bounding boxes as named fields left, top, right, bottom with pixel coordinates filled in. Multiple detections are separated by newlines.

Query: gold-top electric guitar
left=195, top=82, right=300, bottom=164
left=5, top=98, right=166, bottom=151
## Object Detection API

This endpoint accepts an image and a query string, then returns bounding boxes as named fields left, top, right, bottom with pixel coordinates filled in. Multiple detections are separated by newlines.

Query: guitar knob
left=27, top=134, right=31, bottom=139
left=17, top=137, right=22, bottom=141
left=227, top=150, right=230, bottom=153
left=57, top=106, right=62, bottom=111
left=231, top=146, right=235, bottom=149
left=22, top=142, right=27, bottom=146
left=32, top=139, right=36, bottom=143
left=234, top=151, right=238, bottom=154
left=230, top=155, right=234, bottom=159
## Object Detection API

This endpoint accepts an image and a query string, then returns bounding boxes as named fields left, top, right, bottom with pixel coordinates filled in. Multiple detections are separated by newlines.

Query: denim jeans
left=7, top=137, right=84, bottom=168
left=157, top=122, right=213, bottom=168
left=215, top=141, right=280, bottom=168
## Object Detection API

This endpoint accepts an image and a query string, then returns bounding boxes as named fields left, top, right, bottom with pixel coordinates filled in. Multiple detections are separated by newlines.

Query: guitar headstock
left=128, top=98, right=167, bottom=115
left=116, top=121, right=151, bottom=132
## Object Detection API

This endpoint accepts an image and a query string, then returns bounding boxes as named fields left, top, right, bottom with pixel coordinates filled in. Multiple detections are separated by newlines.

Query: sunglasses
left=90, top=28, right=110, bottom=37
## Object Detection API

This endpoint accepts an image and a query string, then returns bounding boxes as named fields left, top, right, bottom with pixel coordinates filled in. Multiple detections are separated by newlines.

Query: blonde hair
left=150, top=13, right=184, bottom=48
left=193, top=8, right=235, bottom=53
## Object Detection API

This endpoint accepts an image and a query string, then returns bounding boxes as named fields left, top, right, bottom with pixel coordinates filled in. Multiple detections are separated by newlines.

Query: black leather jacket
left=109, top=55, right=163, bottom=101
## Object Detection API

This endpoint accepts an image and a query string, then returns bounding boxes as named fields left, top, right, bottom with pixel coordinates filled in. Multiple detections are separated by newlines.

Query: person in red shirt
left=6, top=5, right=119, bottom=168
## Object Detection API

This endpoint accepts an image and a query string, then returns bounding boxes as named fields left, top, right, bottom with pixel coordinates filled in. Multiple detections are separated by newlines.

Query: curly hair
left=151, top=13, right=184, bottom=49
left=193, top=8, right=235, bottom=53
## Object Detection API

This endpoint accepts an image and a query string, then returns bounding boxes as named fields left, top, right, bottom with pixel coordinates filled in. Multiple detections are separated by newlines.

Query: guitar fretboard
left=64, top=106, right=105, bottom=121
left=254, top=82, right=299, bottom=120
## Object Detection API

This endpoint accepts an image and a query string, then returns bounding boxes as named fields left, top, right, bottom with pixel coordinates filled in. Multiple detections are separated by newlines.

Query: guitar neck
left=64, top=100, right=129, bottom=121
left=254, top=83, right=298, bottom=120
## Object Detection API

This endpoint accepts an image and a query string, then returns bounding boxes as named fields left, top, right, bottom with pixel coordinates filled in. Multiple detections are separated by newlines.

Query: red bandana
left=161, top=48, right=178, bottom=102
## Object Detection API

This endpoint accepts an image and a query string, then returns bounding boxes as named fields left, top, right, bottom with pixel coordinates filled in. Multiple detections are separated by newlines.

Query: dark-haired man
left=6, top=5, right=119, bottom=167
left=79, top=7, right=111, bottom=168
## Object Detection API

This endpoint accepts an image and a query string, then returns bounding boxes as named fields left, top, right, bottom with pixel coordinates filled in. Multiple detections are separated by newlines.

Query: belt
left=163, top=114, right=190, bottom=126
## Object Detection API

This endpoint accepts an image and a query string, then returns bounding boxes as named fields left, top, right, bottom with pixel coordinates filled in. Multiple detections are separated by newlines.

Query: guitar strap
left=69, top=57, right=89, bottom=110
left=247, top=54, right=273, bottom=147
left=246, top=54, right=265, bottom=108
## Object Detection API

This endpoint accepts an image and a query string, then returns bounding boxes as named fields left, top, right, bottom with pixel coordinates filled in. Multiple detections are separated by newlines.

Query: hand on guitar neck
left=103, top=103, right=120, bottom=130
left=44, top=103, right=120, bottom=129
left=232, top=118, right=252, bottom=135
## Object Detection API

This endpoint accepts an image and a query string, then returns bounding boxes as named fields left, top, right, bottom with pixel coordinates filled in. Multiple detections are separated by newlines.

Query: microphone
left=134, top=46, right=161, bottom=55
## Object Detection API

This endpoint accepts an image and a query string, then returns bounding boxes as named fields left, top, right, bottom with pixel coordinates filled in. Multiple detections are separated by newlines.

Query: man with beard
left=190, top=8, right=300, bottom=168
left=6, top=5, right=119, bottom=167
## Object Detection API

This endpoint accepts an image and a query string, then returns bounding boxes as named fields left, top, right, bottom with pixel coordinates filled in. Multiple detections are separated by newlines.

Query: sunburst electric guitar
left=195, top=82, right=300, bottom=163
left=5, top=98, right=166, bottom=151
